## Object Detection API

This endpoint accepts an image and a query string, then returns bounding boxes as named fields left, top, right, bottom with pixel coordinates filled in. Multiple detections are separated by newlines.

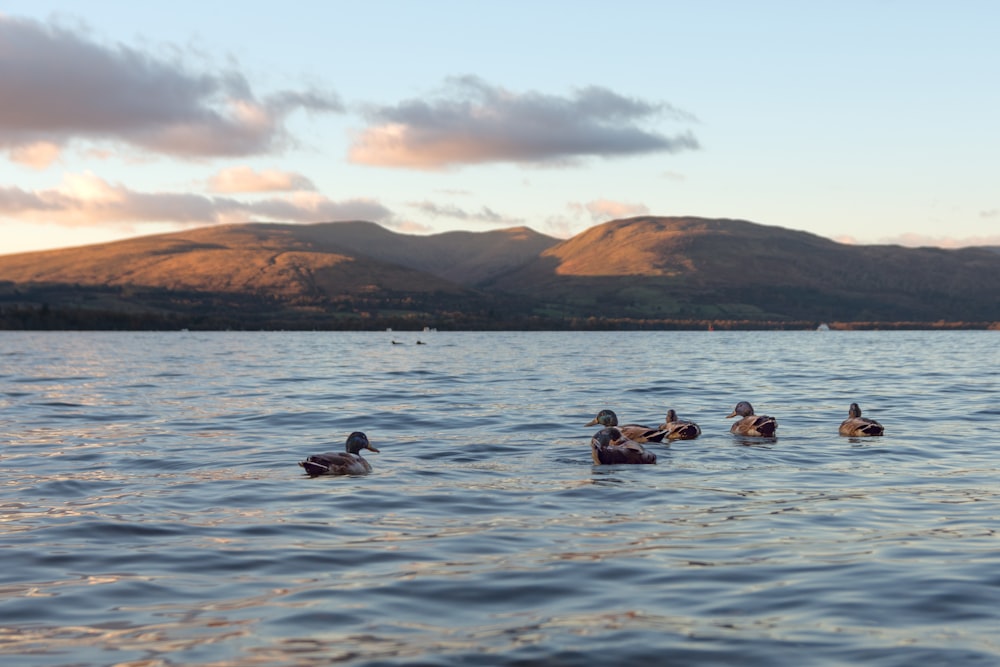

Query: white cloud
left=877, top=232, right=1000, bottom=248
left=349, top=76, right=698, bottom=169
left=406, top=200, right=523, bottom=225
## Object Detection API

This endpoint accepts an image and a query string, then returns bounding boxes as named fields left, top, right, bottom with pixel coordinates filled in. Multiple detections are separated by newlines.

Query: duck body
left=299, top=431, right=379, bottom=476
left=839, top=403, right=884, bottom=437
left=658, top=409, right=702, bottom=440
left=726, top=401, right=777, bottom=437
left=586, top=410, right=657, bottom=464
left=590, top=426, right=657, bottom=465
left=586, top=408, right=670, bottom=444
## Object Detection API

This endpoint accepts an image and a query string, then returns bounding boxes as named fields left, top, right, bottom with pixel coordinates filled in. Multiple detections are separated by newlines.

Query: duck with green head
left=299, top=431, right=380, bottom=476
left=586, top=409, right=670, bottom=444
left=839, top=402, right=884, bottom=436
left=585, top=410, right=657, bottom=464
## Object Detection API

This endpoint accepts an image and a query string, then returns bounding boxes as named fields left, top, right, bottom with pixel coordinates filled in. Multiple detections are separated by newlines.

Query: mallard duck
left=726, top=401, right=777, bottom=437
left=839, top=402, right=884, bottom=436
left=299, top=431, right=379, bottom=476
left=589, top=425, right=657, bottom=465
left=658, top=409, right=702, bottom=440
left=585, top=409, right=671, bottom=444
left=585, top=410, right=657, bottom=464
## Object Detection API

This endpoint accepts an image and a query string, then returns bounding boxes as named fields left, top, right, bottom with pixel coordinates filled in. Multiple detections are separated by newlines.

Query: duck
left=585, top=410, right=656, bottom=465
left=588, top=424, right=657, bottom=465
left=839, top=402, right=884, bottom=436
left=658, top=409, right=702, bottom=440
left=585, top=409, right=670, bottom=444
left=299, top=431, right=379, bottom=476
left=726, top=401, right=778, bottom=437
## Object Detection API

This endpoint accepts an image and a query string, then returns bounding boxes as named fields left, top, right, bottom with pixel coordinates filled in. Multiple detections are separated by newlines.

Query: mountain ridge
left=2, top=217, right=998, bottom=329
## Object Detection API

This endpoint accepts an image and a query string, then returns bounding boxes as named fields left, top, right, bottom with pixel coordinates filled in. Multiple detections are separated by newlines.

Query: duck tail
left=862, top=423, right=884, bottom=436
left=678, top=424, right=700, bottom=439
left=299, top=459, right=330, bottom=476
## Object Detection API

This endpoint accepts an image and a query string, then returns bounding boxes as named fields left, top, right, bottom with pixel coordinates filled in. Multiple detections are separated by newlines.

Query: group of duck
left=298, top=401, right=884, bottom=475
left=584, top=401, right=883, bottom=465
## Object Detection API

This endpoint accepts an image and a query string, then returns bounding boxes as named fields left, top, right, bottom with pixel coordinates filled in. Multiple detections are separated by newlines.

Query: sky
left=2, top=1, right=998, bottom=256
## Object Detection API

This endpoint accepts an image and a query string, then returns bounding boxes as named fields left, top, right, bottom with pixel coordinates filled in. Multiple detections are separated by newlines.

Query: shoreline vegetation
left=1, top=303, right=996, bottom=331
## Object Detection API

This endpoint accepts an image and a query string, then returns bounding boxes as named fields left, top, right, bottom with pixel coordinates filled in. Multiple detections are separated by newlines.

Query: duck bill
left=585, top=417, right=599, bottom=426
left=366, top=444, right=380, bottom=453
left=725, top=411, right=737, bottom=418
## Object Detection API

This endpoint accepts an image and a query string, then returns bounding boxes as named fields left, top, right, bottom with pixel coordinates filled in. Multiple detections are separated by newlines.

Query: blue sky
left=2, top=1, right=998, bottom=255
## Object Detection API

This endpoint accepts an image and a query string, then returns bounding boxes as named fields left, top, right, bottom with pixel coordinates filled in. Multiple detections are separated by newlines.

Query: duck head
left=586, top=409, right=619, bottom=427
left=726, top=401, right=755, bottom=418
left=665, top=409, right=678, bottom=422
left=848, top=402, right=862, bottom=418
left=345, top=431, right=380, bottom=454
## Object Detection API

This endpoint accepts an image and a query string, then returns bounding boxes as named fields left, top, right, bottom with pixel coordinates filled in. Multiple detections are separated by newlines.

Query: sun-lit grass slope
left=1, top=217, right=998, bottom=326
left=0, top=223, right=470, bottom=297
left=486, top=216, right=1000, bottom=321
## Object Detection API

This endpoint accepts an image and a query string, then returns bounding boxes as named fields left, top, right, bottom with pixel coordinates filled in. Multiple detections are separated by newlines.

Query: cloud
left=9, top=141, right=62, bottom=169
left=207, top=166, right=316, bottom=193
left=0, top=16, right=343, bottom=162
left=570, top=199, right=651, bottom=222
left=0, top=172, right=391, bottom=227
left=407, top=200, right=523, bottom=225
left=877, top=232, right=1000, bottom=248
left=544, top=199, right=652, bottom=238
left=349, top=76, right=698, bottom=169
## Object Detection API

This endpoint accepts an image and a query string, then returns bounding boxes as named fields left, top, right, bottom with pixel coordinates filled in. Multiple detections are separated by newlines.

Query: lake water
left=1, top=330, right=998, bottom=666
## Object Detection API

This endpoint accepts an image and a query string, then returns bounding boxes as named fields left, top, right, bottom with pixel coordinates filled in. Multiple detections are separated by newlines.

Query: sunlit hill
left=2, top=217, right=999, bottom=329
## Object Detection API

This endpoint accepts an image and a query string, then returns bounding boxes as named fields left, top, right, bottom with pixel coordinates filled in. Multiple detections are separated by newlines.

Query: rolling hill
left=1, top=217, right=998, bottom=329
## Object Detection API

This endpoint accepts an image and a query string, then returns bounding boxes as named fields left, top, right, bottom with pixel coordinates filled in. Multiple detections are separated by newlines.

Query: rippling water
left=1, top=330, right=998, bottom=666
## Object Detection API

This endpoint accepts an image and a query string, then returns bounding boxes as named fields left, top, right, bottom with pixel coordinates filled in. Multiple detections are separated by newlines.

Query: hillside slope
left=2, top=217, right=998, bottom=327
left=487, top=217, right=1000, bottom=321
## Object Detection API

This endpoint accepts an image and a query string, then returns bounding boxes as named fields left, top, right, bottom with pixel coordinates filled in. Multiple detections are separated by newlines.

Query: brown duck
left=586, top=409, right=671, bottom=443
left=657, top=409, right=702, bottom=440
left=726, top=401, right=778, bottom=437
left=839, top=403, right=884, bottom=437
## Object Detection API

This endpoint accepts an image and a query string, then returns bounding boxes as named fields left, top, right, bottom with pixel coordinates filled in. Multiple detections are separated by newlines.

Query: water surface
left=1, top=331, right=998, bottom=666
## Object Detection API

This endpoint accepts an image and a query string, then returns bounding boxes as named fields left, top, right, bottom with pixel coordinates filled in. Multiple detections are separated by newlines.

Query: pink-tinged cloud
left=349, top=76, right=698, bottom=169
left=8, top=141, right=61, bottom=169
left=0, top=173, right=391, bottom=227
left=208, top=166, right=316, bottom=193
left=543, top=199, right=652, bottom=239
left=0, top=16, right=342, bottom=161
left=571, top=199, right=651, bottom=222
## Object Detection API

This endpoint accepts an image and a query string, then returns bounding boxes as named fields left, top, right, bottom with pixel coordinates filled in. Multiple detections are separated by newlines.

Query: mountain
left=286, top=220, right=559, bottom=285
left=486, top=217, right=1000, bottom=322
left=2, top=217, right=998, bottom=329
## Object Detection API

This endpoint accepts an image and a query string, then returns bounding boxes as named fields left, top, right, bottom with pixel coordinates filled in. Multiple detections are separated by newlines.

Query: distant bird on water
left=839, top=402, right=884, bottom=437
left=585, top=410, right=656, bottom=464
left=299, top=431, right=379, bottom=476
left=726, top=401, right=778, bottom=437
